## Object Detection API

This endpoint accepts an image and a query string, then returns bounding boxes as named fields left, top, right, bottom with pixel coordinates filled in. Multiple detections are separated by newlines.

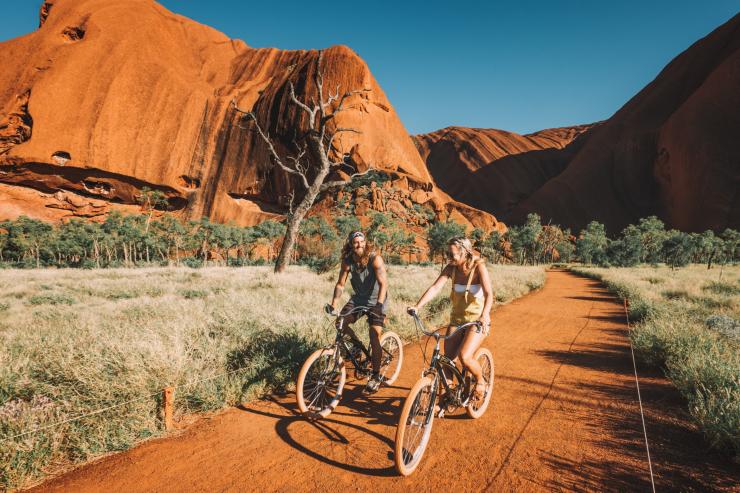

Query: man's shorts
left=337, top=300, right=386, bottom=328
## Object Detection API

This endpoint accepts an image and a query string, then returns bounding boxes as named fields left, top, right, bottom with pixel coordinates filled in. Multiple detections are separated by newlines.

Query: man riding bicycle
left=327, top=230, right=389, bottom=394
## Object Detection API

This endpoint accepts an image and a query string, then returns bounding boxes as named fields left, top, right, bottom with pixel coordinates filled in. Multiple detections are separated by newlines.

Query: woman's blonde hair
left=447, top=236, right=479, bottom=271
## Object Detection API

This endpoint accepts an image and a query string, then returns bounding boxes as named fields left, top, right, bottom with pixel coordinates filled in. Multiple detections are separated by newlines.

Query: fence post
left=163, top=386, right=174, bottom=431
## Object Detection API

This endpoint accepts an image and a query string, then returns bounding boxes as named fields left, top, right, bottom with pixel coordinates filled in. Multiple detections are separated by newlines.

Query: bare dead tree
left=232, top=50, right=373, bottom=273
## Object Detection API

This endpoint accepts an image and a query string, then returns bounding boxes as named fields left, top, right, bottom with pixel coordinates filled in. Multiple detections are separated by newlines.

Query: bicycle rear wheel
left=466, top=347, right=493, bottom=419
left=296, top=347, right=346, bottom=419
left=394, top=376, right=435, bottom=476
left=378, top=331, right=403, bottom=385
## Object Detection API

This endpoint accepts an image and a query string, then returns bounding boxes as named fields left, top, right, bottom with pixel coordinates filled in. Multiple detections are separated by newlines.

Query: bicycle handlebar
left=406, top=309, right=482, bottom=339
left=325, top=304, right=373, bottom=318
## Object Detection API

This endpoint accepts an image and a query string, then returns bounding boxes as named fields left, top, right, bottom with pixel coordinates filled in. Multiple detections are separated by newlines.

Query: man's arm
left=330, top=261, right=351, bottom=309
left=372, top=255, right=388, bottom=305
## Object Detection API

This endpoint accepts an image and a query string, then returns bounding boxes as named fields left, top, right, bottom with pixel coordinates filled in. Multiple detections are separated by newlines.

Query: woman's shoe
left=473, top=380, right=487, bottom=400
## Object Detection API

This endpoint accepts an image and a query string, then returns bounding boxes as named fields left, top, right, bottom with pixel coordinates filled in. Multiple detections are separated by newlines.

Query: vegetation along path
left=29, top=270, right=738, bottom=492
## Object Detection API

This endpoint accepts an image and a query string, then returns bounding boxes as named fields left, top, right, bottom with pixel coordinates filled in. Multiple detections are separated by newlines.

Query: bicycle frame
left=325, top=306, right=384, bottom=375
left=408, top=312, right=482, bottom=420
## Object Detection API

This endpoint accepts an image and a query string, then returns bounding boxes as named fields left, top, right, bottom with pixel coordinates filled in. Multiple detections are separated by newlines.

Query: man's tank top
left=348, top=253, right=387, bottom=311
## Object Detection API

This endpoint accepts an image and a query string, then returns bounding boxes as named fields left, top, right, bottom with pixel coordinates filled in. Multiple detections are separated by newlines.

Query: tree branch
left=319, top=167, right=374, bottom=192
left=315, top=51, right=326, bottom=125
left=321, top=88, right=371, bottom=127
left=231, top=100, right=310, bottom=189
left=289, top=82, right=319, bottom=129
left=322, top=84, right=341, bottom=110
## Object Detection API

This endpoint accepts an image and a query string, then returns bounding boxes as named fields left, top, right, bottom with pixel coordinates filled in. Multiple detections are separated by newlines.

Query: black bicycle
left=394, top=308, right=494, bottom=476
left=296, top=305, right=404, bottom=419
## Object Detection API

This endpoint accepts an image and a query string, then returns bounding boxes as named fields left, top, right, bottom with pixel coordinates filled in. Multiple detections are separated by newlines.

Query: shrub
left=705, top=314, right=739, bottom=340
left=26, top=293, right=76, bottom=306
left=702, top=281, right=740, bottom=296
left=181, top=257, right=203, bottom=269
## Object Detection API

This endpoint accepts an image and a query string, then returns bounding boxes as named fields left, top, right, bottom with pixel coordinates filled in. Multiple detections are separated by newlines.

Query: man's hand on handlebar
left=324, top=303, right=338, bottom=316
left=406, top=306, right=418, bottom=316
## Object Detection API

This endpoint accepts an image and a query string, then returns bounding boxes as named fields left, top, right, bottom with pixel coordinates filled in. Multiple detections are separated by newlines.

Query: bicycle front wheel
left=296, top=347, right=346, bottom=419
left=378, top=331, right=403, bottom=385
left=394, top=376, right=436, bottom=476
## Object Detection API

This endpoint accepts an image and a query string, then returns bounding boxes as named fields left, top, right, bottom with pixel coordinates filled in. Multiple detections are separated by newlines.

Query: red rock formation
left=414, top=124, right=594, bottom=216
left=507, top=13, right=740, bottom=233
left=416, top=14, right=740, bottom=233
left=0, top=0, right=501, bottom=233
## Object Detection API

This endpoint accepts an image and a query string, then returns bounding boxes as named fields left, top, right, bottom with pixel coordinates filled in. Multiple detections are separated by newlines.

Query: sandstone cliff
left=0, top=0, right=501, bottom=233
left=415, top=14, right=740, bottom=233
left=414, top=124, right=593, bottom=217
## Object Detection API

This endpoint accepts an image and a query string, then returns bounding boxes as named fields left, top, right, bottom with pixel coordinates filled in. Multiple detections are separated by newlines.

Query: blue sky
left=2, top=1, right=737, bottom=134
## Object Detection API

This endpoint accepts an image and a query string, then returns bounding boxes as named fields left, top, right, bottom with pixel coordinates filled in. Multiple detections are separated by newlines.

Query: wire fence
left=623, top=298, right=657, bottom=493
left=1, top=363, right=257, bottom=444
left=2, top=315, right=341, bottom=445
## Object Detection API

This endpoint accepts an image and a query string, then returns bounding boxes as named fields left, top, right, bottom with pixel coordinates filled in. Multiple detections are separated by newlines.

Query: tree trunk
left=274, top=198, right=312, bottom=273
left=274, top=147, right=330, bottom=273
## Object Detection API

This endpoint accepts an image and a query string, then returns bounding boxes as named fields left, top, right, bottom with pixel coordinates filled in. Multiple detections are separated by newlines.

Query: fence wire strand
left=1, top=364, right=256, bottom=444
left=624, top=299, right=657, bottom=493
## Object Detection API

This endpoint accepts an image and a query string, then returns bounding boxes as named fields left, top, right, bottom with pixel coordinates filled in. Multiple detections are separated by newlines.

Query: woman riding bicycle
left=409, top=236, right=493, bottom=399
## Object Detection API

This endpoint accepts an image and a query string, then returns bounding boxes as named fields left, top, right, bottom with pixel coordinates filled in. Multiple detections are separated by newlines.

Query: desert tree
left=232, top=51, right=373, bottom=273
left=135, top=186, right=168, bottom=233
left=426, top=220, right=465, bottom=264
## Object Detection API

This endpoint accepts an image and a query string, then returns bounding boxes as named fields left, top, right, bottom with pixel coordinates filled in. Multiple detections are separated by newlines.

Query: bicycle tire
left=394, top=376, right=435, bottom=476
left=378, top=331, right=403, bottom=385
left=466, top=347, right=493, bottom=419
left=296, top=347, right=346, bottom=419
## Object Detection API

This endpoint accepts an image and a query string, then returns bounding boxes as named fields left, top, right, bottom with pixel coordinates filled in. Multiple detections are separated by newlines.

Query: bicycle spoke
left=401, top=384, right=433, bottom=466
left=303, top=354, right=341, bottom=412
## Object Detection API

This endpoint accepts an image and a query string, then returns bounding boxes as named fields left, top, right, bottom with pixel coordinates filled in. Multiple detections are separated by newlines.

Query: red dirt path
left=29, top=270, right=739, bottom=492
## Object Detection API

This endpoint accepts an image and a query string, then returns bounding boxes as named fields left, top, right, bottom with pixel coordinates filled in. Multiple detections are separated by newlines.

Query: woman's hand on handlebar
left=324, top=303, right=338, bottom=316
left=406, top=306, right=419, bottom=316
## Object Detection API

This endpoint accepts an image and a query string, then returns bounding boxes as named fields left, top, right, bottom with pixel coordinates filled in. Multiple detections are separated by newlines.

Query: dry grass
left=570, top=265, right=739, bottom=457
left=0, top=264, right=544, bottom=489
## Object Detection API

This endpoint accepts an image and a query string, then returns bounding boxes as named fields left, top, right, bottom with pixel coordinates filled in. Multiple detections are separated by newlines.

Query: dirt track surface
left=30, top=270, right=739, bottom=492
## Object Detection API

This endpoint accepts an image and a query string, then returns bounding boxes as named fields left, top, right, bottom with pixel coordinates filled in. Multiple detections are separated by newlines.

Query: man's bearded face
left=352, top=237, right=366, bottom=257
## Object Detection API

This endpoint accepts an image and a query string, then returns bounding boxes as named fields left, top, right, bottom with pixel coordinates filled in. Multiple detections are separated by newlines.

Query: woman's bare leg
left=458, top=330, right=487, bottom=393
left=443, top=325, right=464, bottom=360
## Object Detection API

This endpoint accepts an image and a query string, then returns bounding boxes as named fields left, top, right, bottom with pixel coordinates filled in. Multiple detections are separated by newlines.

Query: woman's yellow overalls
left=449, top=260, right=488, bottom=335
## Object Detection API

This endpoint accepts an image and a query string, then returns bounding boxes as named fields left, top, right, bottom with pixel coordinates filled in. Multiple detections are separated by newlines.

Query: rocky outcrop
left=414, top=124, right=594, bottom=216
left=506, top=13, right=740, bottom=233
left=0, top=0, right=501, bottom=232
left=416, top=14, right=740, bottom=233
left=0, top=182, right=141, bottom=222
left=0, top=91, right=33, bottom=155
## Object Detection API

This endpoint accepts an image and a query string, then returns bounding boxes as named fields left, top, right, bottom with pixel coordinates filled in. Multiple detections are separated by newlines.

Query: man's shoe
left=365, top=374, right=383, bottom=394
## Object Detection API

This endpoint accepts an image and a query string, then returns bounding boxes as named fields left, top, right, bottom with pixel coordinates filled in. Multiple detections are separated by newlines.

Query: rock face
left=416, top=13, right=740, bottom=233
left=0, top=0, right=501, bottom=232
left=414, top=124, right=594, bottom=218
